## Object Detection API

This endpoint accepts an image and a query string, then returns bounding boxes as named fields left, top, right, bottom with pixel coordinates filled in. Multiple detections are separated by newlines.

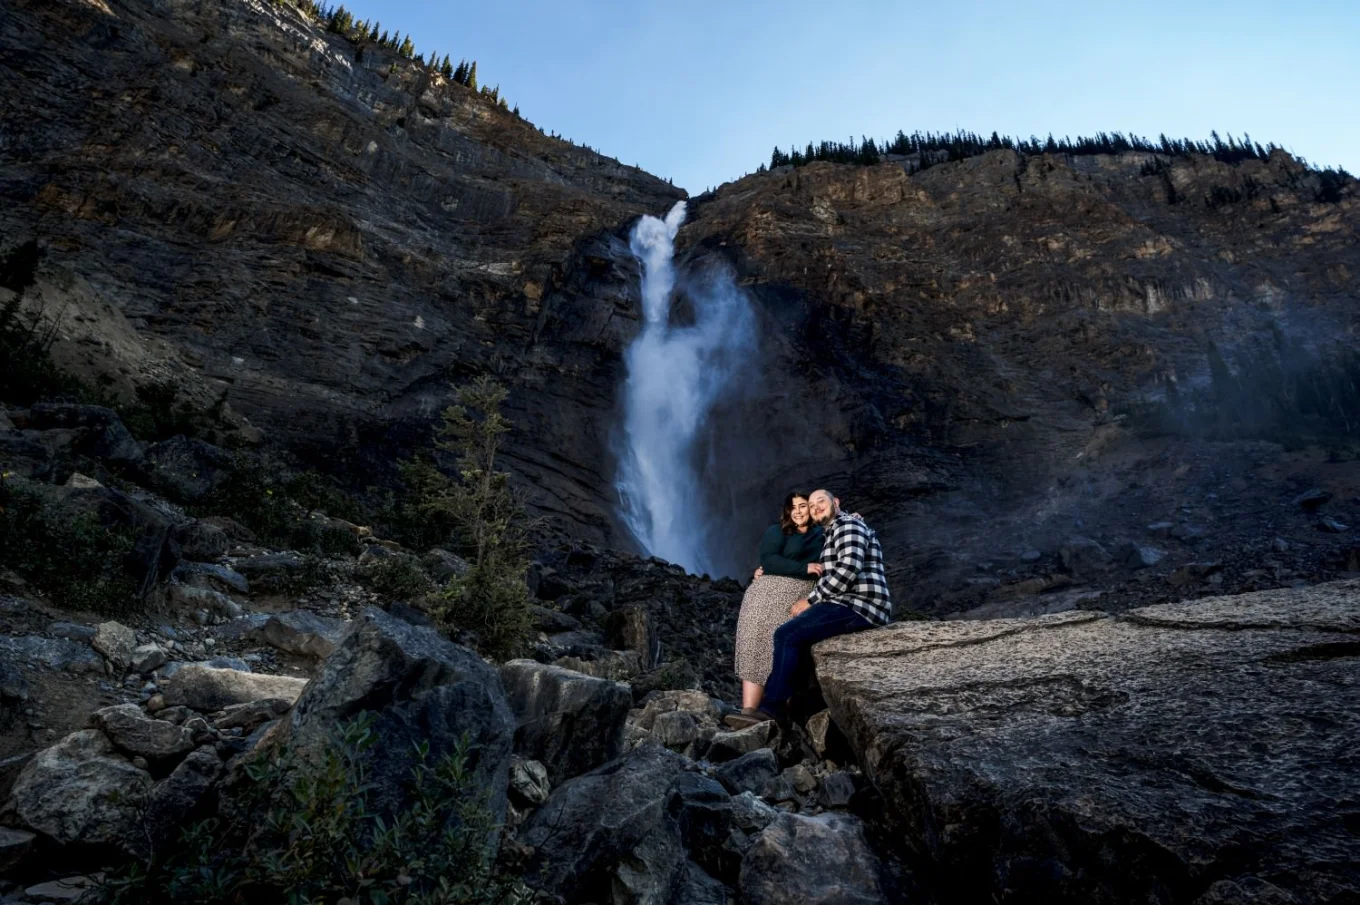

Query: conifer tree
left=369, top=21, right=379, bottom=41
left=399, top=34, right=414, bottom=58
left=441, top=55, right=453, bottom=78
left=379, top=29, right=390, bottom=46
left=453, top=60, right=468, bottom=84
left=466, top=61, right=478, bottom=91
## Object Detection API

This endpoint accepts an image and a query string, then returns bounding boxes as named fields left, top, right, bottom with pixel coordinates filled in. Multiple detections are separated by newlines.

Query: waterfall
left=614, top=200, right=756, bottom=576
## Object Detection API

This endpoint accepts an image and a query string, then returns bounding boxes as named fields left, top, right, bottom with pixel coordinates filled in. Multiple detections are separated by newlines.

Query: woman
left=731, top=492, right=824, bottom=718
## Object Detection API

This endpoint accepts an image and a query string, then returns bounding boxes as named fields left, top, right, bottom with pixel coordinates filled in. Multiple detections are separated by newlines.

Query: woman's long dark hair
left=779, top=491, right=811, bottom=535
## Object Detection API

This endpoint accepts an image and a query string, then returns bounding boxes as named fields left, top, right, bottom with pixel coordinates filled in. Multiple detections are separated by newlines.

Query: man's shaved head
left=808, top=489, right=840, bottom=525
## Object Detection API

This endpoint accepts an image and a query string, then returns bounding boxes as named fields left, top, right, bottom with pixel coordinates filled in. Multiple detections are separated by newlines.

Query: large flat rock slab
left=813, top=580, right=1360, bottom=905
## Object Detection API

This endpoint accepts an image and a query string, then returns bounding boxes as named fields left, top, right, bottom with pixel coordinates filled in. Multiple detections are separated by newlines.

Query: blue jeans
left=762, top=603, right=872, bottom=710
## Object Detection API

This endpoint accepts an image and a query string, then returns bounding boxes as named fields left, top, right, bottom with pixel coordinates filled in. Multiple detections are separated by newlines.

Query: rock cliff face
left=813, top=580, right=1360, bottom=904
left=0, top=0, right=681, bottom=542
left=3, top=0, right=1358, bottom=592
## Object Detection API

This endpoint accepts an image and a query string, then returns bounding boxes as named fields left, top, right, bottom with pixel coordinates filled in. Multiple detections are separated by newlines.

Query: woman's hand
left=807, top=562, right=824, bottom=576
left=753, top=566, right=764, bottom=579
left=790, top=599, right=811, bottom=617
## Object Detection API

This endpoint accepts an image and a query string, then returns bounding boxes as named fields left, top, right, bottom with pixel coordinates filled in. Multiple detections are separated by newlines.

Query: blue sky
left=332, top=0, right=1359, bottom=194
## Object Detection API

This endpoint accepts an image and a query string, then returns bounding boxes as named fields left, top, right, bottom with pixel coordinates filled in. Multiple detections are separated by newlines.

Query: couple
left=726, top=488, right=891, bottom=729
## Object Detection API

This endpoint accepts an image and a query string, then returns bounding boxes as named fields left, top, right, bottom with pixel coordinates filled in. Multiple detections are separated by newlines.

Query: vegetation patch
left=99, top=715, right=515, bottom=905
left=0, top=474, right=139, bottom=613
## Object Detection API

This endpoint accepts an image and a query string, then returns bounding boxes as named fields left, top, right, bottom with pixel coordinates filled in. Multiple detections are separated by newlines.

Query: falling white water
left=615, top=201, right=756, bottom=576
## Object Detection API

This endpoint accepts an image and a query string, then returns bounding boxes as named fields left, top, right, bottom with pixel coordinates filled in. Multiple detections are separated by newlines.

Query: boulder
left=500, top=660, right=632, bottom=783
left=170, top=519, right=229, bottom=562
left=0, top=635, right=104, bottom=674
left=130, top=642, right=168, bottom=674
left=9, top=729, right=153, bottom=846
left=714, top=748, right=779, bottom=797
left=1058, top=536, right=1111, bottom=577
left=139, top=435, right=234, bottom=502
left=1117, top=541, right=1165, bottom=570
left=521, top=743, right=692, bottom=903
left=91, top=621, right=137, bottom=671
left=739, top=812, right=886, bottom=905
left=172, top=560, right=250, bottom=594
left=813, top=580, right=1360, bottom=904
left=23, top=875, right=101, bottom=902
left=140, top=745, right=222, bottom=850
left=665, top=772, right=734, bottom=879
left=168, top=583, right=242, bottom=620
left=27, top=403, right=143, bottom=465
left=422, top=548, right=469, bottom=582
left=707, top=720, right=778, bottom=762
left=819, top=771, right=859, bottom=809
left=805, top=709, right=833, bottom=757
left=671, top=862, right=732, bottom=905
left=509, top=756, right=550, bottom=807
left=281, top=607, right=514, bottom=824
left=260, top=610, right=345, bottom=659
left=1293, top=488, right=1333, bottom=510
left=89, top=703, right=196, bottom=763
left=162, top=664, right=307, bottom=711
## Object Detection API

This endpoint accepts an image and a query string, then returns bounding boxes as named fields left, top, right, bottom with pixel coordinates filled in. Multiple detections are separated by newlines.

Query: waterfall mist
left=614, top=201, right=758, bottom=577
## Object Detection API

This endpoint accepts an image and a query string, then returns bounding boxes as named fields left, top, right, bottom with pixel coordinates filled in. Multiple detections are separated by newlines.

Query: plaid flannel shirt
left=806, top=513, right=893, bottom=626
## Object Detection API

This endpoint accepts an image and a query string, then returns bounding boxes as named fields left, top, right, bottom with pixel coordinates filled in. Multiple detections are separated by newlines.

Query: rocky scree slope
left=0, top=0, right=682, bottom=544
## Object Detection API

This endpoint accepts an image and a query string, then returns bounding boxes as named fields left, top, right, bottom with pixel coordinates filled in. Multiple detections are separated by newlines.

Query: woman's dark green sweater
left=758, top=523, right=825, bottom=578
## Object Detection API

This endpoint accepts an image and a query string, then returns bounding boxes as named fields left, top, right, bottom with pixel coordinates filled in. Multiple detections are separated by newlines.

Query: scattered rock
left=281, top=608, right=514, bottom=824
left=130, top=643, right=168, bottom=674
left=529, top=604, right=582, bottom=633
left=1170, top=523, right=1207, bottom=544
left=509, top=756, right=551, bottom=807
left=260, top=610, right=344, bottom=659
left=231, top=552, right=307, bottom=592
left=91, top=621, right=138, bottom=671
left=162, top=664, right=307, bottom=711
left=171, top=520, right=229, bottom=562
left=671, top=862, right=732, bottom=905
left=708, top=721, right=778, bottom=762
left=168, top=583, right=242, bottom=620
left=47, top=622, right=96, bottom=643
left=9, top=729, right=152, bottom=847
left=0, top=827, right=36, bottom=874
left=714, top=748, right=779, bottom=797
left=23, top=874, right=102, bottom=902
left=1293, top=488, right=1333, bottom=510
left=28, top=403, right=143, bottom=465
left=1272, top=536, right=1290, bottom=553
left=1118, top=542, right=1165, bottom=569
left=1167, top=561, right=1223, bottom=587
left=172, top=560, right=250, bottom=594
left=1146, top=521, right=1175, bottom=536
left=739, top=812, right=886, bottom=905
left=1019, top=549, right=1043, bottom=563
left=783, top=763, right=817, bottom=794
left=500, top=659, right=632, bottom=783
left=89, top=703, right=196, bottom=762
left=805, top=710, right=832, bottom=757
left=210, top=698, right=292, bottom=733
left=1319, top=516, right=1350, bottom=533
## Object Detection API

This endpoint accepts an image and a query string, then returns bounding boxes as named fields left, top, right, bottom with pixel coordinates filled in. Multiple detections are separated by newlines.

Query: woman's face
left=789, top=497, right=810, bottom=528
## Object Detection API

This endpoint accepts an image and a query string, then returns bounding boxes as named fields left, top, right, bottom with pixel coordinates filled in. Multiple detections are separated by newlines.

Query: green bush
left=0, top=475, right=139, bottom=613
left=360, top=554, right=435, bottom=600
left=99, top=715, right=516, bottom=905
left=433, top=562, right=533, bottom=661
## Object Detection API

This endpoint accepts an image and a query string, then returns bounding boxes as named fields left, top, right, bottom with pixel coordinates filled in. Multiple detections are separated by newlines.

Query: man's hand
left=790, top=599, right=811, bottom=617
left=806, top=562, right=823, bottom=576
left=753, top=566, right=764, bottom=579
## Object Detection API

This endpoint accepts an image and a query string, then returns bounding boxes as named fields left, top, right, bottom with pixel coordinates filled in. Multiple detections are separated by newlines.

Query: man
left=725, top=489, right=891, bottom=728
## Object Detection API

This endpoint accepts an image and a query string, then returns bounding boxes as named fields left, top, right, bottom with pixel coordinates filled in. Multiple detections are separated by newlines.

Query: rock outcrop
left=814, top=579, right=1360, bottom=904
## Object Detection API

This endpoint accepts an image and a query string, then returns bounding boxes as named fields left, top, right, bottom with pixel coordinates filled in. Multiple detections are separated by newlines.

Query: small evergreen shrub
left=360, top=554, right=435, bottom=600
left=433, top=562, right=533, bottom=661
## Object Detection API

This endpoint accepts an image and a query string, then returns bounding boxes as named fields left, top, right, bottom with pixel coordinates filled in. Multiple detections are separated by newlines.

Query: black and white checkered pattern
left=806, top=513, right=893, bottom=626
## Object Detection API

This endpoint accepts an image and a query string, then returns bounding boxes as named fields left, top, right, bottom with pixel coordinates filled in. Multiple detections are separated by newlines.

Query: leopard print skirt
left=733, top=574, right=816, bottom=685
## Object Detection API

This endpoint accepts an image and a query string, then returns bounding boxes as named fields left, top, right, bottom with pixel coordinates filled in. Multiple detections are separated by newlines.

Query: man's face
left=809, top=492, right=837, bottom=525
